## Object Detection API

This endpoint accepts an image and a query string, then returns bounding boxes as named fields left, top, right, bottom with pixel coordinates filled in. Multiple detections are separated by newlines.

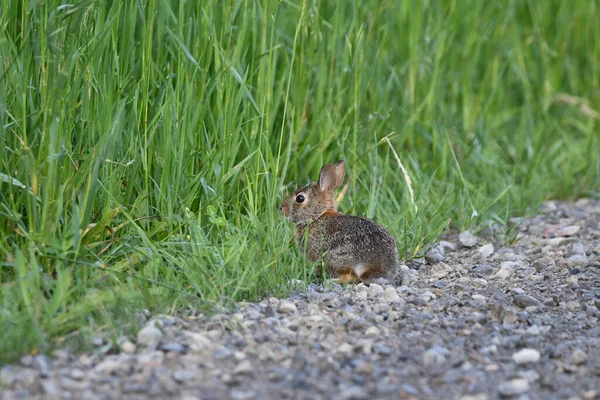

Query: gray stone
left=338, top=386, right=370, bottom=400
left=570, top=348, right=588, bottom=365
left=69, top=369, right=86, bottom=380
left=459, top=231, right=478, bottom=247
left=513, top=294, right=543, bottom=308
left=423, top=346, right=450, bottom=367
left=558, top=225, right=581, bottom=236
left=532, top=257, right=555, bottom=272
left=439, top=241, right=457, bottom=252
left=32, top=355, right=52, bottom=377
left=564, top=255, right=588, bottom=267
left=41, top=379, right=60, bottom=398
left=173, top=370, right=196, bottom=383
left=0, top=365, right=18, bottom=386
left=230, top=388, right=256, bottom=400
left=473, top=264, right=495, bottom=276
left=160, top=342, right=186, bottom=354
left=566, top=242, right=587, bottom=257
left=425, top=247, right=445, bottom=264
left=94, top=356, right=131, bottom=376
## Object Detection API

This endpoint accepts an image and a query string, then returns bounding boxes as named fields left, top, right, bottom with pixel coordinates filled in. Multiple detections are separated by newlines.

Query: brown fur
left=280, top=160, right=402, bottom=284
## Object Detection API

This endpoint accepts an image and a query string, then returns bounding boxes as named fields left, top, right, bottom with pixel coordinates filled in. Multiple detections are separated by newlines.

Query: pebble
left=365, top=326, right=380, bottom=337
left=173, top=370, right=196, bottom=383
left=559, top=225, right=581, bottom=236
left=422, top=346, right=450, bottom=367
left=459, top=231, right=478, bottom=247
left=230, top=388, right=256, bottom=400
left=41, top=379, right=60, bottom=397
left=69, top=369, right=86, bottom=380
left=233, top=360, right=253, bottom=374
left=564, top=255, right=588, bottom=267
left=338, top=386, right=370, bottom=400
left=94, top=358, right=128, bottom=375
left=120, top=340, right=137, bottom=354
left=368, top=283, right=385, bottom=297
left=277, top=300, right=297, bottom=314
left=384, top=287, right=401, bottom=303
left=512, top=349, right=541, bottom=364
left=478, top=243, right=494, bottom=258
left=425, top=247, right=445, bottom=264
left=160, top=342, right=186, bottom=354
left=460, top=395, right=488, bottom=400
left=570, top=348, right=587, bottom=365
left=0, top=365, right=18, bottom=386
left=473, top=264, right=495, bottom=276
left=494, top=267, right=513, bottom=279
left=137, top=325, right=163, bottom=347
left=513, top=294, right=543, bottom=308
left=498, top=378, right=530, bottom=396
left=185, top=331, right=212, bottom=352
left=566, top=242, right=587, bottom=257
left=532, top=257, right=555, bottom=272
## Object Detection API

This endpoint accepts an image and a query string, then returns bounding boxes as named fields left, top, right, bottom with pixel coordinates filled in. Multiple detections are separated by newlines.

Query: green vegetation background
left=1, top=0, right=598, bottom=363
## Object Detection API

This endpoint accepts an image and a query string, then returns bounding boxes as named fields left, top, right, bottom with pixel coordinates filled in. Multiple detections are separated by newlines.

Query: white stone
left=512, top=348, right=541, bottom=364
left=367, top=283, right=384, bottom=297
left=136, top=325, right=163, bottom=347
left=460, top=395, right=488, bottom=400
left=354, top=291, right=368, bottom=300
left=94, top=358, right=126, bottom=374
left=365, top=326, right=380, bottom=337
left=384, top=287, right=401, bottom=303
left=494, top=268, right=513, bottom=279
left=120, top=340, right=136, bottom=354
left=337, top=342, right=353, bottom=355
left=478, top=243, right=495, bottom=258
left=233, top=360, right=253, bottom=374
left=185, top=331, right=212, bottom=352
left=498, top=378, right=529, bottom=396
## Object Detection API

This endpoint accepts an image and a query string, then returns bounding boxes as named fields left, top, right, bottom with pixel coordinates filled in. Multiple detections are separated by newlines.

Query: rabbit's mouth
left=280, top=203, right=291, bottom=218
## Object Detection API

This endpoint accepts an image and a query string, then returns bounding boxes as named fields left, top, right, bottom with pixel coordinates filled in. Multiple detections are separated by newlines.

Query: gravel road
left=1, top=199, right=599, bottom=400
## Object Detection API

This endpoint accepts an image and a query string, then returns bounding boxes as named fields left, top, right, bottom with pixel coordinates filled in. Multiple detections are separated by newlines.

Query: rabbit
left=280, top=160, right=402, bottom=285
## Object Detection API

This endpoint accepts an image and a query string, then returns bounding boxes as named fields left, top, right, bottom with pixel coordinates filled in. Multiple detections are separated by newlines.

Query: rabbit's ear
left=319, top=160, right=345, bottom=192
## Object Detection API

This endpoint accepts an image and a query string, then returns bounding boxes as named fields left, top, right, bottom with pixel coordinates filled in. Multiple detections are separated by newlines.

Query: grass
left=0, top=0, right=598, bottom=364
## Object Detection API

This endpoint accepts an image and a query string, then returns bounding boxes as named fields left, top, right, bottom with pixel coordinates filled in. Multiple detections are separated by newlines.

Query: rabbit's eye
left=295, top=194, right=305, bottom=203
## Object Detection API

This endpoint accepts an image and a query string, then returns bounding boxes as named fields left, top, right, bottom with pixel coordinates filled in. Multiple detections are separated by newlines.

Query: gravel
left=1, top=199, right=600, bottom=400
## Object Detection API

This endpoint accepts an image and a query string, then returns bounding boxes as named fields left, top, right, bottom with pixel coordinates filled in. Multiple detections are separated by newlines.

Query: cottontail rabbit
left=280, top=160, right=401, bottom=284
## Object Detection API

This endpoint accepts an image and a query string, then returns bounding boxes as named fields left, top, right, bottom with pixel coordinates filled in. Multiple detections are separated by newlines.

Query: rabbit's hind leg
left=329, top=266, right=358, bottom=285
left=357, top=264, right=387, bottom=283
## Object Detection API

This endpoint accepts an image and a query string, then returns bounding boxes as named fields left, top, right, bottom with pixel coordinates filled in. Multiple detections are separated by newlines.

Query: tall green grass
left=1, top=0, right=598, bottom=363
